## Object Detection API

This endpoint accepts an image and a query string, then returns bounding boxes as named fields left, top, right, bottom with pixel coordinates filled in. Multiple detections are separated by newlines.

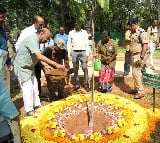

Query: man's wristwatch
left=140, top=56, right=144, bottom=60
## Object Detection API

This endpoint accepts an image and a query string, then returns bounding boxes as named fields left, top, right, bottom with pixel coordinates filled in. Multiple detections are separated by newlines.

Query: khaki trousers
left=131, top=60, right=144, bottom=94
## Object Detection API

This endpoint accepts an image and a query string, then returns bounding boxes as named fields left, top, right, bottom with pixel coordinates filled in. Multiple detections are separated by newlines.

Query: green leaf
left=97, top=0, right=109, bottom=9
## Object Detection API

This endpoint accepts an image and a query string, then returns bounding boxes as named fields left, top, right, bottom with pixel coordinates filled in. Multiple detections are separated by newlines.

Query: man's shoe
left=128, top=90, right=138, bottom=94
left=74, top=84, right=80, bottom=90
left=84, top=84, right=90, bottom=92
left=134, top=93, right=144, bottom=99
left=26, top=110, right=35, bottom=116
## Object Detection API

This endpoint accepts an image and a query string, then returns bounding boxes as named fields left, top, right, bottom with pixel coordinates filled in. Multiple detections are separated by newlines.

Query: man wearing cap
left=67, top=21, right=91, bottom=92
left=43, top=38, right=69, bottom=101
left=128, top=18, right=149, bottom=99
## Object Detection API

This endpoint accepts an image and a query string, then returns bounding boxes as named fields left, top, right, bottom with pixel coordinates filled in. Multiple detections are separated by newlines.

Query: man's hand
left=155, top=42, right=159, bottom=48
left=56, top=64, right=68, bottom=72
left=136, top=59, right=143, bottom=66
left=44, top=64, right=53, bottom=70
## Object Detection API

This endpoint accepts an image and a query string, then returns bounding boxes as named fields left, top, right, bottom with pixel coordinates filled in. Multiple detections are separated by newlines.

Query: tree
left=0, top=0, right=159, bottom=40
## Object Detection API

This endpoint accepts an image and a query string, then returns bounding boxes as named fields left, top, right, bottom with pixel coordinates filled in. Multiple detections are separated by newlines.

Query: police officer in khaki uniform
left=128, top=18, right=149, bottom=99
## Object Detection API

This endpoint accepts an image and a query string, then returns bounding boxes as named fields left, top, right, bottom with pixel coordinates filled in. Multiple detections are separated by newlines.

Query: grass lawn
left=118, top=46, right=160, bottom=56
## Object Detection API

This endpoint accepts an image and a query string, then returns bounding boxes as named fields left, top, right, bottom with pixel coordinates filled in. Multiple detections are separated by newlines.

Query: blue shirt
left=54, top=33, right=68, bottom=47
left=0, top=27, right=11, bottom=65
left=0, top=27, right=7, bottom=51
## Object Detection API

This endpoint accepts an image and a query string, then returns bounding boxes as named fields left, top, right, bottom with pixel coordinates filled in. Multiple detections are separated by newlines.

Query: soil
left=48, top=102, right=122, bottom=137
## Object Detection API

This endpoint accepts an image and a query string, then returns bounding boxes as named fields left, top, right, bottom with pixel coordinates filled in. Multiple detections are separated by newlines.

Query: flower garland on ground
left=20, top=94, right=160, bottom=143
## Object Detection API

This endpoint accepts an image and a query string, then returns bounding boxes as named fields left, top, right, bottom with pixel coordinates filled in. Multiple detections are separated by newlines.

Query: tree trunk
left=158, top=0, right=160, bottom=37
left=60, top=0, right=65, bottom=26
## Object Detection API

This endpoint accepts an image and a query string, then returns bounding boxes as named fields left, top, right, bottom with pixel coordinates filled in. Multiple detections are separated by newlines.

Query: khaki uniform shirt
left=97, top=39, right=118, bottom=69
left=125, top=29, right=131, bottom=51
left=130, top=27, right=149, bottom=54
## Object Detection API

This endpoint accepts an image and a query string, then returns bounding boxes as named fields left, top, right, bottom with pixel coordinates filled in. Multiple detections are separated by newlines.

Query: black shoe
left=141, top=68, right=146, bottom=73
left=141, top=64, right=147, bottom=73
left=84, top=84, right=90, bottom=92
left=74, top=84, right=80, bottom=90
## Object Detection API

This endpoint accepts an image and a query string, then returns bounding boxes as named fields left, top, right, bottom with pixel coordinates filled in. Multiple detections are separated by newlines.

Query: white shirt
left=147, top=26, right=159, bottom=43
left=67, top=29, right=91, bottom=56
left=15, top=24, right=37, bottom=51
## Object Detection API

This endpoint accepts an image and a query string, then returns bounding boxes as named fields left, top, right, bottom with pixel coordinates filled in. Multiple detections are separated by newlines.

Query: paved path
left=41, top=55, right=160, bottom=83
left=71, top=56, right=160, bottom=78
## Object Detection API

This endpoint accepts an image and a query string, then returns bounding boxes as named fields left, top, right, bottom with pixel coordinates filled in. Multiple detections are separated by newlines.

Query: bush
left=118, top=47, right=160, bottom=56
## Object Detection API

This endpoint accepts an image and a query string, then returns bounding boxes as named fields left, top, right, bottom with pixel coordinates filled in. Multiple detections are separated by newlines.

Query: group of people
left=124, top=18, right=159, bottom=76
left=2, top=14, right=94, bottom=116
left=123, top=17, right=159, bottom=99
left=0, top=2, right=157, bottom=121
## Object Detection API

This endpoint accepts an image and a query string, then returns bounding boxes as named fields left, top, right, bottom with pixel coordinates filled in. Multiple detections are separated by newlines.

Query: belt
left=132, top=52, right=141, bottom=56
left=73, top=50, right=85, bottom=52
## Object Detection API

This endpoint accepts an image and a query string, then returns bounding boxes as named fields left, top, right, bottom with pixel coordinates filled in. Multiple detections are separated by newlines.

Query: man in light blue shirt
left=54, top=26, right=68, bottom=48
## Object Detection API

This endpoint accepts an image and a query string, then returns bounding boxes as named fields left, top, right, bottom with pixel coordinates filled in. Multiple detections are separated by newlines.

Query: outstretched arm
left=35, top=52, right=67, bottom=71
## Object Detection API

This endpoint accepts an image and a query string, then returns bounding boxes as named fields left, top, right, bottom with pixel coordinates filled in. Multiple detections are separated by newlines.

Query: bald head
left=38, top=28, right=52, bottom=43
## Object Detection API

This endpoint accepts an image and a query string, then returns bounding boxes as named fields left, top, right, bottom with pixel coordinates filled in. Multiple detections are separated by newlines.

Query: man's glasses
left=0, top=16, right=6, bottom=20
left=38, top=23, right=45, bottom=28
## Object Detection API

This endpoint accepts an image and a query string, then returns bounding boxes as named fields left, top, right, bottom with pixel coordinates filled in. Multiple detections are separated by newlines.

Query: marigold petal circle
left=20, top=93, right=160, bottom=143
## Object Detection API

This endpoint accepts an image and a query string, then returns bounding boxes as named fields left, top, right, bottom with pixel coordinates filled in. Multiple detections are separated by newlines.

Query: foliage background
left=0, top=0, right=159, bottom=41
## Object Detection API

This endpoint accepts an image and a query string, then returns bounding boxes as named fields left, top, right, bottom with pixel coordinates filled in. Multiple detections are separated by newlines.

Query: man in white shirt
left=15, top=15, right=45, bottom=99
left=67, top=21, right=91, bottom=92
left=142, top=19, right=159, bottom=72
left=15, top=15, right=45, bottom=51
